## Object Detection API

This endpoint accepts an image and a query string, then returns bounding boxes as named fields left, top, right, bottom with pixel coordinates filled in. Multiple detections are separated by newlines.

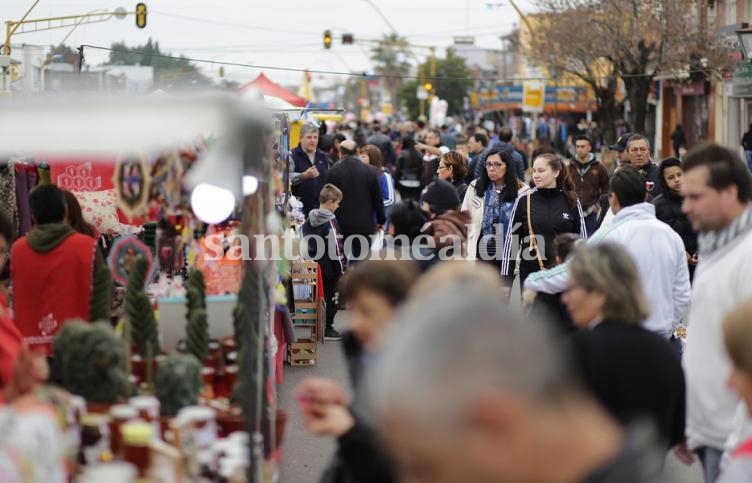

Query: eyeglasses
left=438, top=164, right=450, bottom=170
left=486, top=162, right=504, bottom=169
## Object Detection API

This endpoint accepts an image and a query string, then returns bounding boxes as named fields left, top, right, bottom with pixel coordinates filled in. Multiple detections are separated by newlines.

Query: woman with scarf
left=462, top=145, right=530, bottom=269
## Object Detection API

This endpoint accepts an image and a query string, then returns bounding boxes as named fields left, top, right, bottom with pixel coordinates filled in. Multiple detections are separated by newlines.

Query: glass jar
left=79, top=414, right=111, bottom=466
left=121, top=421, right=152, bottom=479
left=109, top=404, right=138, bottom=458
left=129, top=395, right=161, bottom=439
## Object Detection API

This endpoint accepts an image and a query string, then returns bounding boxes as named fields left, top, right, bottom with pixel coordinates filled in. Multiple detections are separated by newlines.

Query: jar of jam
left=121, top=421, right=152, bottom=479
left=79, top=414, right=111, bottom=466
left=109, top=404, right=138, bottom=458
left=129, top=396, right=161, bottom=439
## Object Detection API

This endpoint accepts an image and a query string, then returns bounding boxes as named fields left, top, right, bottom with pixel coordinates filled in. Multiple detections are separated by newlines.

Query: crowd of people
left=292, top=118, right=752, bottom=483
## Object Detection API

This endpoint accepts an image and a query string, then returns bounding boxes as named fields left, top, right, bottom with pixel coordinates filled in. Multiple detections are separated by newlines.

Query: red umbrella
left=238, top=72, right=308, bottom=107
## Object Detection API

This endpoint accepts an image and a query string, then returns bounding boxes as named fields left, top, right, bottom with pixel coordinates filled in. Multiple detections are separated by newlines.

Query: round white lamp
left=191, top=183, right=235, bottom=224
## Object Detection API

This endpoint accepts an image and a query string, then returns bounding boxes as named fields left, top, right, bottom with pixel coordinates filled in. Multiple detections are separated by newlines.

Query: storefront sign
left=732, top=62, right=752, bottom=97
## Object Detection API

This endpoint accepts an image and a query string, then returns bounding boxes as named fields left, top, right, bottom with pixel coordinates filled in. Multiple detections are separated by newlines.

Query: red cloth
left=0, top=292, right=23, bottom=387
left=733, top=437, right=752, bottom=458
left=274, top=307, right=285, bottom=385
left=11, top=233, right=96, bottom=355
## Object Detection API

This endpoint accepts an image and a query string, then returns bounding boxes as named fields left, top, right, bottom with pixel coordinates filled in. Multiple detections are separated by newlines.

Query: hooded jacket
left=422, top=210, right=471, bottom=259
left=651, top=170, right=698, bottom=257
left=11, top=223, right=97, bottom=354
left=300, top=209, right=345, bottom=281
left=566, top=154, right=610, bottom=210
left=524, top=203, right=690, bottom=338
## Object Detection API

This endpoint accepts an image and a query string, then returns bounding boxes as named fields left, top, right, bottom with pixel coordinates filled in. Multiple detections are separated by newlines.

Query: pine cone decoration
left=186, top=307, right=209, bottom=363
left=89, top=265, right=113, bottom=323
left=124, top=257, right=160, bottom=358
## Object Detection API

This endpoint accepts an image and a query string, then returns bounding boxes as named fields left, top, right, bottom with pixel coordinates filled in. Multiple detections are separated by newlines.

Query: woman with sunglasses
left=462, top=145, right=530, bottom=269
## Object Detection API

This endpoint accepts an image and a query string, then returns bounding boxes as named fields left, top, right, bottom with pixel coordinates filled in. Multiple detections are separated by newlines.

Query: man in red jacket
left=11, top=184, right=97, bottom=355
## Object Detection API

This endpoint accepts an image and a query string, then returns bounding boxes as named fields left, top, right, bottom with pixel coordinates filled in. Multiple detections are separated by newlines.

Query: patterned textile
left=0, top=164, right=18, bottom=234
left=13, top=162, right=37, bottom=238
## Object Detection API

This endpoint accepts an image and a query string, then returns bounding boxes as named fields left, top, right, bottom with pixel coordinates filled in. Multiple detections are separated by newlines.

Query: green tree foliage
left=400, top=49, right=472, bottom=120
left=108, top=38, right=211, bottom=87
left=370, top=34, right=413, bottom=110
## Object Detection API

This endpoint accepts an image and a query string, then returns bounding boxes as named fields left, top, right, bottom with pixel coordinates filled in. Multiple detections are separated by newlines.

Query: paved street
left=279, top=313, right=351, bottom=482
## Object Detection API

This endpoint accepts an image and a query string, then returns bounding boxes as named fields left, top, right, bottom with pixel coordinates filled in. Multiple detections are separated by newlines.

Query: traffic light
left=424, top=81, right=433, bottom=92
left=218, top=66, right=225, bottom=77
left=323, top=30, right=332, bottom=49
left=135, top=2, right=147, bottom=29
left=342, top=33, right=354, bottom=45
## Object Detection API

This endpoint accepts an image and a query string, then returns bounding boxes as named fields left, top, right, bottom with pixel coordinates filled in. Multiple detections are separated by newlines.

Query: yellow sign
left=522, top=81, right=544, bottom=113
left=382, top=103, right=393, bottom=116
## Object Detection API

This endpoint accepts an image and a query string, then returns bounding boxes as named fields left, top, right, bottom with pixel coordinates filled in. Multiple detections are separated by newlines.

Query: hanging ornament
left=113, top=153, right=152, bottom=222
left=151, top=151, right=184, bottom=211
left=108, top=236, right=155, bottom=286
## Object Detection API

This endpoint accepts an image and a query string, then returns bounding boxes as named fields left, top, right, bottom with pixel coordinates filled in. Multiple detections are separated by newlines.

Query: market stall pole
left=0, top=92, right=280, bottom=482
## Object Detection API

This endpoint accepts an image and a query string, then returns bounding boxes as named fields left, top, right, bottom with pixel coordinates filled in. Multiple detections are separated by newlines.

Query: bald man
left=325, top=142, right=386, bottom=265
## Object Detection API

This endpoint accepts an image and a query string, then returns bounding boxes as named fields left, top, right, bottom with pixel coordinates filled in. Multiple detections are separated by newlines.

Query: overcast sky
left=5, top=0, right=534, bottom=86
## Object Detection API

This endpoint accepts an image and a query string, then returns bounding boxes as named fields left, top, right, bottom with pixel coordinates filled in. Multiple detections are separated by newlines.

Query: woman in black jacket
left=651, top=157, right=698, bottom=281
left=393, top=135, right=423, bottom=201
left=562, top=242, right=686, bottom=450
left=502, top=153, right=586, bottom=287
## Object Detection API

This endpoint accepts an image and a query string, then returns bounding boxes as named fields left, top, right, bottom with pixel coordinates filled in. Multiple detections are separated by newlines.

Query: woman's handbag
left=526, top=194, right=546, bottom=272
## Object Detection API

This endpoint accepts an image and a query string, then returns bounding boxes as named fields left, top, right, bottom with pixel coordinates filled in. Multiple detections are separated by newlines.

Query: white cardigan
left=461, top=179, right=530, bottom=262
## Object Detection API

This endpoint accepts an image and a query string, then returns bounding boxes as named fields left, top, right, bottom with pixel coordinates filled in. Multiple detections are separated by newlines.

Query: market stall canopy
left=0, top=92, right=268, bottom=155
left=238, top=72, right=308, bottom=107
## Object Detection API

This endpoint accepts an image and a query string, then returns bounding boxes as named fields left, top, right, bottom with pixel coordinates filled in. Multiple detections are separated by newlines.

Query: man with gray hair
left=366, top=290, right=668, bottom=483
left=290, top=122, right=330, bottom=216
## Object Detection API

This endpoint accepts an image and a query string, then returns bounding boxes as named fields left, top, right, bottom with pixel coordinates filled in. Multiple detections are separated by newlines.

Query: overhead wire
left=79, top=44, right=718, bottom=83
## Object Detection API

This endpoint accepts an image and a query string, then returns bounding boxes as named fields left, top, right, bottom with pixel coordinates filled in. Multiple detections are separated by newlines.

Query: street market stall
left=0, top=92, right=293, bottom=483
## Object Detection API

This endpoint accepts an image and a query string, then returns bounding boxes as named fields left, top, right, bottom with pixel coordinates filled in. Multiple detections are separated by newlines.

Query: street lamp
left=736, top=28, right=752, bottom=60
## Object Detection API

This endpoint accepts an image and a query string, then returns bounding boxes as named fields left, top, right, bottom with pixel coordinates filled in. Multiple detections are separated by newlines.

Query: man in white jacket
left=523, top=166, right=691, bottom=341
left=675, top=143, right=752, bottom=483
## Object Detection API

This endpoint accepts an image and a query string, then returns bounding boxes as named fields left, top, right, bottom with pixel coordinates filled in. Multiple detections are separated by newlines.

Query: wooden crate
left=288, top=339, right=317, bottom=366
left=288, top=261, right=321, bottom=365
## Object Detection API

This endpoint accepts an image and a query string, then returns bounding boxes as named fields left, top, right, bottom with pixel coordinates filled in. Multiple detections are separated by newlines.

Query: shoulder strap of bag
left=526, top=194, right=546, bottom=271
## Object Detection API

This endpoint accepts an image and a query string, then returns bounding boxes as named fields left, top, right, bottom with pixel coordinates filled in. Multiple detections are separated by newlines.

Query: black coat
left=291, top=145, right=330, bottom=216
left=325, top=156, right=386, bottom=236
left=652, top=192, right=698, bottom=256
left=504, top=188, right=585, bottom=285
left=571, top=320, right=686, bottom=448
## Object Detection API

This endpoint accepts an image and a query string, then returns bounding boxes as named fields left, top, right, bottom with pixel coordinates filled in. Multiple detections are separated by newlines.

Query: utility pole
left=3, top=6, right=133, bottom=91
